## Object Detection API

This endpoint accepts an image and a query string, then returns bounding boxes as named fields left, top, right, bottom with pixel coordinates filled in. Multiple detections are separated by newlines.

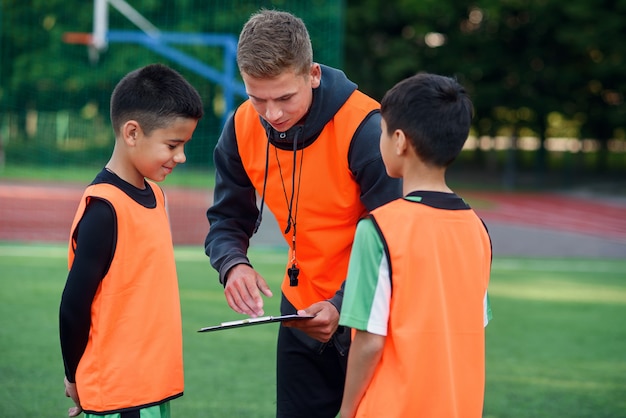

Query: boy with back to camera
left=339, top=73, right=493, bottom=418
left=59, top=63, right=203, bottom=417
left=204, top=8, right=402, bottom=417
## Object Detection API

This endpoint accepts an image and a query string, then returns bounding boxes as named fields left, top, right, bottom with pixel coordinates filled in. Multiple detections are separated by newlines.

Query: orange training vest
left=235, top=91, right=379, bottom=309
left=358, top=198, right=491, bottom=417
left=68, top=182, right=183, bottom=413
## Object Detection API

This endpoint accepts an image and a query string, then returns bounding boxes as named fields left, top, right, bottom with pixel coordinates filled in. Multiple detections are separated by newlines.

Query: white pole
left=107, top=0, right=161, bottom=37
left=93, top=0, right=108, bottom=51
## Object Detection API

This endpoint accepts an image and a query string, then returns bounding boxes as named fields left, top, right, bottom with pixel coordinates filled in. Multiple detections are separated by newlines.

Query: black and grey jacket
left=204, top=64, right=402, bottom=309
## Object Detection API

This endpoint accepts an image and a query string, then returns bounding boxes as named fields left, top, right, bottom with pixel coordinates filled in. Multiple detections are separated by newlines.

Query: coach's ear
left=309, top=63, right=321, bottom=89
left=121, top=120, right=142, bottom=146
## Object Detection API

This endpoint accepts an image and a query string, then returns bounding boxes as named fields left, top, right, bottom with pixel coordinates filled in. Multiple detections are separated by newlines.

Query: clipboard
left=198, top=314, right=315, bottom=333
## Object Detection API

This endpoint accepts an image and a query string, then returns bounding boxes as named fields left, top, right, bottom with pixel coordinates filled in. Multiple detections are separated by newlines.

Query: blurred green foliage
left=1, top=0, right=625, bottom=186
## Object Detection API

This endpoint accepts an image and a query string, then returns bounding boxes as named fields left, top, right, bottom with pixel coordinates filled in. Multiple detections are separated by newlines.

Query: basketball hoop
left=62, top=32, right=94, bottom=45
left=62, top=32, right=104, bottom=65
left=63, top=0, right=162, bottom=65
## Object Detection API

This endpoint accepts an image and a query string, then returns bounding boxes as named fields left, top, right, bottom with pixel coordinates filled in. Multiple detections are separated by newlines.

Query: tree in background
left=0, top=0, right=343, bottom=167
left=1, top=0, right=624, bottom=181
left=344, top=0, right=625, bottom=178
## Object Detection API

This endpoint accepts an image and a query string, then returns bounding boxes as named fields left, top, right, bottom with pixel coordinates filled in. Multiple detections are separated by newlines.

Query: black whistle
left=288, top=265, right=299, bottom=287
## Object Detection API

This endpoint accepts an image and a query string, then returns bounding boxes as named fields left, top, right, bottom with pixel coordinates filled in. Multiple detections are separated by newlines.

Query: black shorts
left=276, top=295, right=351, bottom=418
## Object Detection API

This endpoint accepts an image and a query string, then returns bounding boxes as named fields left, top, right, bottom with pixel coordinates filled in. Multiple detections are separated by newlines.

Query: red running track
left=0, top=182, right=211, bottom=246
left=464, top=191, right=626, bottom=244
left=1, top=181, right=625, bottom=245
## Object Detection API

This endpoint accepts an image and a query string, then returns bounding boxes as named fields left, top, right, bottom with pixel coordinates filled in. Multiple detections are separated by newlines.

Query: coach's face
left=242, top=64, right=321, bottom=133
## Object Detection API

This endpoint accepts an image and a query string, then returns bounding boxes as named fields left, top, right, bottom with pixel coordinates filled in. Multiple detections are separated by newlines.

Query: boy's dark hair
left=380, top=73, right=473, bottom=167
left=110, top=63, right=204, bottom=136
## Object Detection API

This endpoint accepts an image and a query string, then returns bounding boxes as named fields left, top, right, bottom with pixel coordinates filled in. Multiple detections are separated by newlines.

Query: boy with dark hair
left=59, top=63, right=203, bottom=417
left=204, top=8, right=402, bottom=417
left=339, top=73, right=492, bottom=418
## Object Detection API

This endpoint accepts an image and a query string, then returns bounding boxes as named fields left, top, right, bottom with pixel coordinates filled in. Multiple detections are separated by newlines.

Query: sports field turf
left=0, top=242, right=624, bottom=417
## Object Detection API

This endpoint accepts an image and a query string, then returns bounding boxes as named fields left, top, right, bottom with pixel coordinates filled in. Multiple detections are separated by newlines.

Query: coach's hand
left=224, top=264, right=273, bottom=317
left=285, top=301, right=339, bottom=343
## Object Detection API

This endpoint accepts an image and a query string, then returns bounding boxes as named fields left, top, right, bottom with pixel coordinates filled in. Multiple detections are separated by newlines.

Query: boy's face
left=130, top=117, right=198, bottom=184
left=242, top=64, right=321, bottom=133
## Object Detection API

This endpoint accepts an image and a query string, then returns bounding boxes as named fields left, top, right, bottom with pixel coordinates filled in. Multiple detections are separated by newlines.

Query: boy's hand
left=64, top=377, right=83, bottom=417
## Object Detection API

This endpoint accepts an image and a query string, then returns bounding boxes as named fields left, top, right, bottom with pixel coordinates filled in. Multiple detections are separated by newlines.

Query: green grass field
left=0, top=242, right=624, bottom=417
left=0, top=163, right=215, bottom=189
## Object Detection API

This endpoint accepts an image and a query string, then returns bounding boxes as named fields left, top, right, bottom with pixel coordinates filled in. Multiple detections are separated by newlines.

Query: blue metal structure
left=107, top=30, right=246, bottom=127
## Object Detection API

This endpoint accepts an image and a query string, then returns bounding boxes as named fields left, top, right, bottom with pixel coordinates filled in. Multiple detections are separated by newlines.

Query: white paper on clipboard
left=198, top=314, right=314, bottom=333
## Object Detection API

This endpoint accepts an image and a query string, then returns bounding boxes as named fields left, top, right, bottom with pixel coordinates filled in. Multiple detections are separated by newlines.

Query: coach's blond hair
left=237, top=9, right=313, bottom=78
